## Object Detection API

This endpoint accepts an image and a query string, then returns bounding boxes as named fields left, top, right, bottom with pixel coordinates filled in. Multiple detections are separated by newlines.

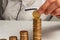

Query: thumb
left=38, top=1, right=51, bottom=14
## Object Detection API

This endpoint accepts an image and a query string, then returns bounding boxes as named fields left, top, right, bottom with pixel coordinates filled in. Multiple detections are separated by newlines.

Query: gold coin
left=32, top=10, right=40, bottom=19
left=0, top=39, right=7, bottom=40
left=9, top=36, right=17, bottom=40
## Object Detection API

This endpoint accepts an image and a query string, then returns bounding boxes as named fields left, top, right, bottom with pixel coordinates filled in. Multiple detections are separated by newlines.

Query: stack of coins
left=0, top=39, right=7, bottom=40
left=9, top=36, right=17, bottom=40
left=32, top=10, right=41, bottom=40
left=33, top=19, right=41, bottom=40
left=20, top=31, right=28, bottom=40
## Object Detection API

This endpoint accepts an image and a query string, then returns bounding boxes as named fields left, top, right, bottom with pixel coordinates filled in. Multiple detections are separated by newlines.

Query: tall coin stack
left=20, top=31, right=28, bottom=40
left=32, top=10, right=41, bottom=40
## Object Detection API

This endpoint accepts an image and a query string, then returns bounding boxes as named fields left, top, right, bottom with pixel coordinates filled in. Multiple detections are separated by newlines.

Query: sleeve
left=0, top=0, right=8, bottom=20
left=0, top=0, right=3, bottom=19
left=2, top=0, right=8, bottom=10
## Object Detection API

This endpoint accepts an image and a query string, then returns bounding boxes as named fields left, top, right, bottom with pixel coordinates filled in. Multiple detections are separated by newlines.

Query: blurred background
left=0, top=0, right=60, bottom=21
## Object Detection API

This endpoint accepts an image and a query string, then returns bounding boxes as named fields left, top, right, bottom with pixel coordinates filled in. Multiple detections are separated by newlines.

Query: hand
left=38, top=0, right=60, bottom=18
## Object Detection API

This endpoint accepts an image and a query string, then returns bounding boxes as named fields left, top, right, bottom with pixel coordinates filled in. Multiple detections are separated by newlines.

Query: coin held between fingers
left=32, top=10, right=40, bottom=19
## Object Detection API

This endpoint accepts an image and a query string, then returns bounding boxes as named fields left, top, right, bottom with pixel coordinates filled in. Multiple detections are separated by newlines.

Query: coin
left=9, top=36, right=17, bottom=40
left=0, top=39, right=7, bottom=40
left=20, top=30, right=28, bottom=40
left=32, top=10, right=40, bottom=19
left=33, top=19, right=41, bottom=40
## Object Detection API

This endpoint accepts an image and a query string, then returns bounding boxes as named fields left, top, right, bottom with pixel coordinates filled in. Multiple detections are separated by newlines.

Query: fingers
left=56, top=16, right=60, bottom=18
left=52, top=8, right=60, bottom=16
left=51, top=7, right=60, bottom=18
left=45, top=1, right=59, bottom=15
left=47, top=0, right=56, bottom=3
left=55, top=8, right=60, bottom=16
left=57, top=0, right=60, bottom=5
left=38, top=0, right=56, bottom=14
left=38, top=1, right=51, bottom=14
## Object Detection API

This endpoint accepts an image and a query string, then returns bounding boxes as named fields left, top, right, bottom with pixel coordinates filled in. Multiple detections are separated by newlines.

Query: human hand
left=38, top=0, right=60, bottom=18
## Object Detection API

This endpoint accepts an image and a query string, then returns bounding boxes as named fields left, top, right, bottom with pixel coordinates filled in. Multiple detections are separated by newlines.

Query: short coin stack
left=0, top=39, right=7, bottom=40
left=9, top=36, right=17, bottom=40
left=32, top=10, right=41, bottom=40
left=20, top=31, right=28, bottom=40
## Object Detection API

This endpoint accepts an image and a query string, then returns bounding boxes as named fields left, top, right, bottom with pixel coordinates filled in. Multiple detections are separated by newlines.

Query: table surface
left=0, top=21, right=60, bottom=40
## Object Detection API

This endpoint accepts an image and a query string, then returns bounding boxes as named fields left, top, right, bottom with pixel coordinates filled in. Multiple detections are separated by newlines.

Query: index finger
left=38, top=1, right=51, bottom=14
